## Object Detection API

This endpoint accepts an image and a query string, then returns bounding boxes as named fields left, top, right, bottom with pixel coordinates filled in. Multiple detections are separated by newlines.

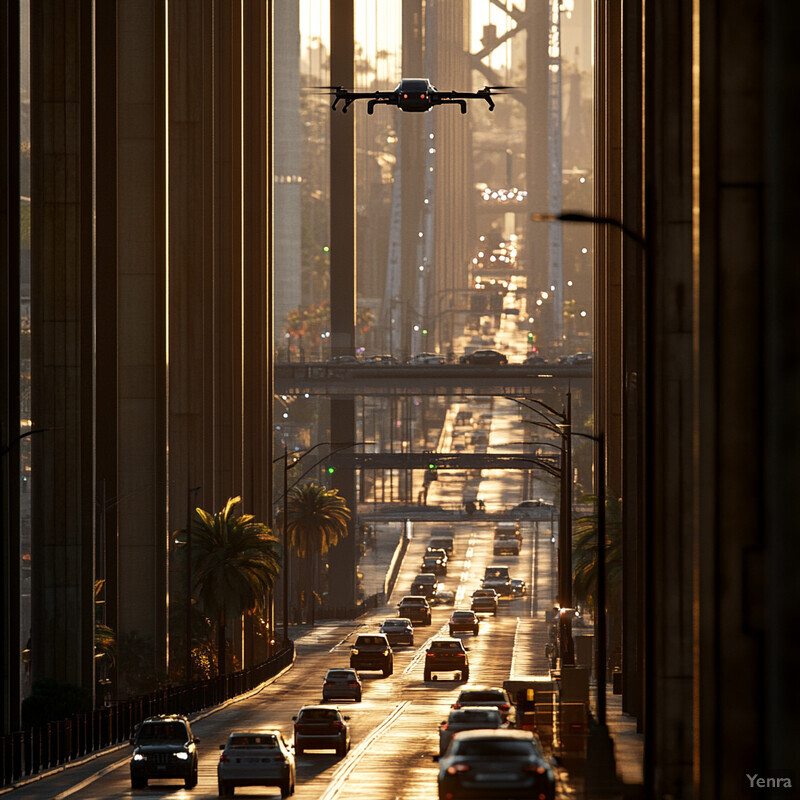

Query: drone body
left=327, top=78, right=507, bottom=114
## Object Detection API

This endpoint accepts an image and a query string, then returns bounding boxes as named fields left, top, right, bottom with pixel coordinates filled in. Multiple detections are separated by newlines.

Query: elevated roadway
left=274, top=362, right=591, bottom=397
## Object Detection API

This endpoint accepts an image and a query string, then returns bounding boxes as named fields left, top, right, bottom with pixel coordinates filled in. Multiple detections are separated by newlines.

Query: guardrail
left=0, top=643, right=294, bottom=789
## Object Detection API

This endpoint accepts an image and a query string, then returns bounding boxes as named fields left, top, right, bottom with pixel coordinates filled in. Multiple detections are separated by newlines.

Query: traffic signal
left=424, top=463, right=438, bottom=483
left=326, top=465, right=336, bottom=475
left=527, top=331, right=534, bottom=344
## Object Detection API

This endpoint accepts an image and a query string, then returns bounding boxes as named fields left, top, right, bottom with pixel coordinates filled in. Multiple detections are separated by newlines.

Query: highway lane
left=13, top=518, right=551, bottom=800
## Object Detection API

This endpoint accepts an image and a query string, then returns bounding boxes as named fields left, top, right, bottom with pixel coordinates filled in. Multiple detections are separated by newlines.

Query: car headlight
left=382, top=649, right=389, bottom=656
left=132, top=753, right=146, bottom=761
left=175, top=752, right=190, bottom=760
left=351, top=649, right=359, bottom=655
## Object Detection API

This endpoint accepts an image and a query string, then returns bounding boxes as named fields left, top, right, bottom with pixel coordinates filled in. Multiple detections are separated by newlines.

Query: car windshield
left=431, top=641, right=463, bottom=651
left=473, top=590, right=494, bottom=597
left=452, top=709, right=500, bottom=723
left=382, top=620, right=404, bottom=628
left=326, top=670, right=355, bottom=680
left=453, top=612, right=474, bottom=619
left=299, top=709, right=340, bottom=722
left=229, top=735, right=278, bottom=748
left=453, top=739, right=535, bottom=757
left=355, top=636, right=385, bottom=646
left=485, top=569, right=508, bottom=579
left=459, top=691, right=506, bottom=703
left=137, top=722, right=188, bottom=743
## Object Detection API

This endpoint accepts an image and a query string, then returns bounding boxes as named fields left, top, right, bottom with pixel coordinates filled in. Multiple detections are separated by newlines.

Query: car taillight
left=446, top=763, right=471, bottom=775
left=219, top=754, right=229, bottom=762
left=324, top=681, right=333, bottom=686
left=293, top=723, right=300, bottom=731
left=523, top=765, right=547, bottom=774
left=456, top=653, right=465, bottom=657
left=274, top=756, right=286, bottom=762
left=426, top=653, right=435, bottom=658
left=349, top=682, right=359, bottom=686
left=499, top=704, right=510, bottom=710
left=452, top=703, right=461, bottom=709
left=382, top=650, right=389, bottom=656
left=332, top=721, right=344, bottom=731
left=440, top=722, right=449, bottom=730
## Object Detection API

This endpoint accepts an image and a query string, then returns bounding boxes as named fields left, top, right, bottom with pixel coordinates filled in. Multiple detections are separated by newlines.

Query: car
left=424, top=546, right=449, bottom=568
left=379, top=617, right=415, bottom=646
left=409, top=352, right=446, bottom=365
left=494, top=521, right=521, bottom=543
left=449, top=610, right=480, bottom=636
left=421, top=554, right=447, bottom=576
left=397, top=595, right=432, bottom=625
left=452, top=686, right=516, bottom=725
left=424, top=637, right=470, bottom=681
left=217, top=730, right=295, bottom=797
left=321, top=668, right=362, bottom=702
left=410, top=572, right=439, bottom=599
left=129, top=714, right=199, bottom=790
left=436, top=729, right=555, bottom=800
left=470, top=589, right=498, bottom=614
left=493, top=535, right=520, bottom=556
left=523, top=354, right=548, bottom=366
left=437, top=706, right=505, bottom=756
left=428, top=535, right=454, bottom=556
left=511, top=578, right=527, bottom=596
left=364, top=353, right=399, bottom=365
left=349, top=633, right=393, bottom=676
left=460, top=348, right=508, bottom=365
left=326, top=354, right=360, bottom=364
left=571, top=351, right=593, bottom=365
left=482, top=565, right=512, bottom=596
left=512, top=499, right=555, bottom=517
left=292, top=705, right=350, bottom=756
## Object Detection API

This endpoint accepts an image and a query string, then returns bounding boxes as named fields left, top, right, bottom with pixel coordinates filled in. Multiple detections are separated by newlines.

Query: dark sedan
left=436, top=729, right=555, bottom=800
left=459, top=348, right=508, bottom=365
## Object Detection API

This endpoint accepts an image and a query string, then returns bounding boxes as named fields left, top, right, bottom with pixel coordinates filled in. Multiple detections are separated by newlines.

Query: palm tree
left=281, top=482, right=351, bottom=624
left=572, top=492, right=623, bottom=661
left=188, top=497, right=280, bottom=676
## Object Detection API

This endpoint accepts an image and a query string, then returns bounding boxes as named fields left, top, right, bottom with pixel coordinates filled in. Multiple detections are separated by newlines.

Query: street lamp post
left=185, top=483, right=201, bottom=682
left=275, top=440, right=369, bottom=644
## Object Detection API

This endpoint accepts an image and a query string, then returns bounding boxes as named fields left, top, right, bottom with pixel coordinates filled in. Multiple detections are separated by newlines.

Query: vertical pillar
left=0, top=0, right=22, bottom=733
left=327, top=0, right=357, bottom=607
left=116, top=0, right=168, bottom=681
left=643, top=0, right=695, bottom=795
left=242, top=0, right=271, bottom=663
left=30, top=0, right=96, bottom=701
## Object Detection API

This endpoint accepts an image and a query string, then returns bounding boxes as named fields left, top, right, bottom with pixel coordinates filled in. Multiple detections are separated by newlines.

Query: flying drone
left=321, top=78, right=510, bottom=115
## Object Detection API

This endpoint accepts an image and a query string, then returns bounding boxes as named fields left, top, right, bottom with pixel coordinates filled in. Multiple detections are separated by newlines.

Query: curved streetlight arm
left=1, top=427, right=54, bottom=457
left=531, top=210, right=647, bottom=251
left=520, top=417, right=563, bottom=437
left=506, top=394, right=565, bottom=422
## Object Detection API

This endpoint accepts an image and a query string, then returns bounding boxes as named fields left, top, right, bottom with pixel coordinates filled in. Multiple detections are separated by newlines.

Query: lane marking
left=318, top=701, right=411, bottom=800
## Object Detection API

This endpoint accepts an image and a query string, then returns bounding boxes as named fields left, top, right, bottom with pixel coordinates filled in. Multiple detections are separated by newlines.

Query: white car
left=218, top=730, right=295, bottom=797
left=409, top=352, right=446, bottom=365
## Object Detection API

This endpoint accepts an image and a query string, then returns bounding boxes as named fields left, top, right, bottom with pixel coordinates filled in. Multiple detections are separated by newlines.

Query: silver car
left=438, top=706, right=505, bottom=755
left=217, top=730, right=295, bottom=797
left=322, top=668, right=362, bottom=702
left=379, top=617, right=415, bottom=646
left=452, top=686, right=516, bottom=725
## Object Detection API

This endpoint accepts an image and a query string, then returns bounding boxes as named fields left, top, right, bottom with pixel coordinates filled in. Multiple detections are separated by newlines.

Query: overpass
left=274, top=362, right=592, bottom=397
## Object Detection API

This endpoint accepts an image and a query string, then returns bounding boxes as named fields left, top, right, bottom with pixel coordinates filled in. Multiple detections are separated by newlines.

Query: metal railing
left=0, top=643, right=294, bottom=789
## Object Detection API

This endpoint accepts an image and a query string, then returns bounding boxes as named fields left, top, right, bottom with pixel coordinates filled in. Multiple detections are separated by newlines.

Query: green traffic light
left=428, top=463, right=437, bottom=470
left=326, top=466, right=335, bottom=474
left=322, top=245, right=330, bottom=253
left=422, top=329, right=428, bottom=335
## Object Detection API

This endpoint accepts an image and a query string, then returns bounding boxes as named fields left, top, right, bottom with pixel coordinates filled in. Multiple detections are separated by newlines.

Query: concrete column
left=0, top=0, right=22, bottom=733
left=212, top=0, right=244, bottom=513
left=115, top=0, right=168, bottom=680
left=30, top=0, right=96, bottom=700
left=327, top=0, right=357, bottom=607
left=644, top=0, right=695, bottom=795
left=695, top=1, right=772, bottom=795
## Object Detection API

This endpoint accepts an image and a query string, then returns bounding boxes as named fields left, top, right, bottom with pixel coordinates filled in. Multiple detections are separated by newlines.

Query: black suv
left=129, top=714, right=199, bottom=790
left=424, top=637, right=470, bottom=681
left=397, top=595, right=432, bottom=625
left=411, top=572, right=439, bottom=599
left=349, top=633, right=394, bottom=676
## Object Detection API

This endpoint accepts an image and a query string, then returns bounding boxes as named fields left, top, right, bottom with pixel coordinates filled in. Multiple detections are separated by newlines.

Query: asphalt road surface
left=11, top=518, right=566, bottom=800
